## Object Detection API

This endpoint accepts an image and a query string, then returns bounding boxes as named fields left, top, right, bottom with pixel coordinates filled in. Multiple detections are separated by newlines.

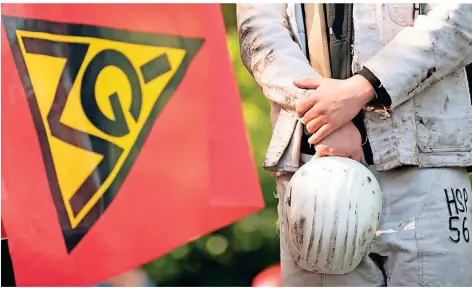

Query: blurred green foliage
left=142, top=4, right=279, bottom=286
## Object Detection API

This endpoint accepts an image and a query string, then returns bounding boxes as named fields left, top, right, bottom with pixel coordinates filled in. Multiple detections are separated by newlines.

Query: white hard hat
left=282, top=156, right=382, bottom=274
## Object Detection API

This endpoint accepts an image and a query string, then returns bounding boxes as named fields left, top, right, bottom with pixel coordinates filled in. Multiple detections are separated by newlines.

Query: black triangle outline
left=2, top=15, right=204, bottom=253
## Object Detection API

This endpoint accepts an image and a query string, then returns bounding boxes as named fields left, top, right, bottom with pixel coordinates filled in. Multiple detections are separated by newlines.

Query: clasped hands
left=293, top=75, right=376, bottom=166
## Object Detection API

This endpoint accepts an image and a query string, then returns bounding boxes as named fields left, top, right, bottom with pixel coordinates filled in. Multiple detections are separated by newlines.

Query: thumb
left=293, top=77, right=322, bottom=89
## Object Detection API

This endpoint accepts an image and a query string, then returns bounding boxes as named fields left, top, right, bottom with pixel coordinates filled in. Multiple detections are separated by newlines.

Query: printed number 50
left=449, top=217, right=469, bottom=243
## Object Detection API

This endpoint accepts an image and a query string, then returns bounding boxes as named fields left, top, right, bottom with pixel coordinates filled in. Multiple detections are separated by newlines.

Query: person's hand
left=312, top=121, right=367, bottom=166
left=294, top=75, right=375, bottom=144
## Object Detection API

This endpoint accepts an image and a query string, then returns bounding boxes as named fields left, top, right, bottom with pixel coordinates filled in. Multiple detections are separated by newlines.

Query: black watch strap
left=356, top=67, right=392, bottom=108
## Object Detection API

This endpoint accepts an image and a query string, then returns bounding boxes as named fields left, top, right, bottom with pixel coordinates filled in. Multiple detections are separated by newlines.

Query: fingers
left=351, top=154, right=362, bottom=165
left=308, top=124, right=334, bottom=145
left=293, top=78, right=322, bottom=89
left=312, top=143, right=368, bottom=167
left=351, top=151, right=368, bottom=166
left=302, top=106, right=324, bottom=130
left=306, top=117, right=326, bottom=137
left=296, top=95, right=318, bottom=118
left=294, top=78, right=322, bottom=118
left=313, top=145, right=330, bottom=158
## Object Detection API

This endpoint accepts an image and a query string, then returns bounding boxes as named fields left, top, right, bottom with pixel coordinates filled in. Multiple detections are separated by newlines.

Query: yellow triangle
left=17, top=30, right=186, bottom=228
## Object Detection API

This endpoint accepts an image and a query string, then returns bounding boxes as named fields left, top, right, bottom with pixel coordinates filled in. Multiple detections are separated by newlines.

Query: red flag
left=1, top=4, right=264, bottom=286
left=2, top=182, right=7, bottom=240
left=1, top=221, right=6, bottom=240
left=252, top=264, right=282, bottom=287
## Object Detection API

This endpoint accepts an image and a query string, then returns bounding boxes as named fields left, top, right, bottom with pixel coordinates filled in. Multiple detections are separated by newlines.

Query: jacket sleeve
left=363, top=4, right=472, bottom=109
left=237, top=4, right=319, bottom=110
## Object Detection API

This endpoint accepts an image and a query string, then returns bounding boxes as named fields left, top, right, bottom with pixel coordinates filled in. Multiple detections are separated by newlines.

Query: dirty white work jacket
left=237, top=3, right=472, bottom=173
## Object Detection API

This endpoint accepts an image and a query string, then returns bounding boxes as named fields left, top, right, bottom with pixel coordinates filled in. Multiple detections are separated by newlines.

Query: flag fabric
left=1, top=221, right=6, bottom=240
left=1, top=4, right=264, bottom=286
left=2, top=181, right=7, bottom=240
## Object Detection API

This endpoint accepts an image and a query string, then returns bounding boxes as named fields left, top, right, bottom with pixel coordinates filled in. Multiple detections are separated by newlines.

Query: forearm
left=237, top=4, right=318, bottom=110
left=363, top=4, right=472, bottom=109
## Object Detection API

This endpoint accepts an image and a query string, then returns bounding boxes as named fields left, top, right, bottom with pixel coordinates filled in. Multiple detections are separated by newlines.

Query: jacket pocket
left=389, top=3, right=415, bottom=27
left=415, top=113, right=472, bottom=153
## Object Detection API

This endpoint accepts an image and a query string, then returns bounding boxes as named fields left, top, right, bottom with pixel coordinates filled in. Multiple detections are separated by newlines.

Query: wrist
left=355, top=67, right=392, bottom=109
left=351, top=74, right=375, bottom=106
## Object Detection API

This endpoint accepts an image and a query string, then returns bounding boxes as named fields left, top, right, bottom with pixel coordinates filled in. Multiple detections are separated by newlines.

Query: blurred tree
left=221, top=4, right=237, bottom=31
left=142, top=4, right=279, bottom=286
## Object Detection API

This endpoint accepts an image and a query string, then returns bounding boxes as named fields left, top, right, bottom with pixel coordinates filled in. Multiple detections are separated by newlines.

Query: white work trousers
left=277, top=155, right=472, bottom=286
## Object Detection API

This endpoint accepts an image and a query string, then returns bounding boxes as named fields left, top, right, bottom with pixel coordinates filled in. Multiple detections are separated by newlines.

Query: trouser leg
left=370, top=167, right=472, bottom=286
left=277, top=164, right=472, bottom=286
